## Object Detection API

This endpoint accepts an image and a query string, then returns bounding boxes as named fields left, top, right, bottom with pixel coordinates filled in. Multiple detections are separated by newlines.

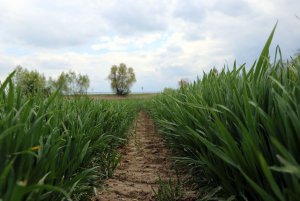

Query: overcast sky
left=0, top=0, right=300, bottom=92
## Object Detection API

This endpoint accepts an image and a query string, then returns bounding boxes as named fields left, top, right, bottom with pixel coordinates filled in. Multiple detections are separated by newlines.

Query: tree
left=77, top=74, right=90, bottom=94
left=178, top=78, right=189, bottom=88
left=212, top=67, right=219, bottom=76
left=108, top=63, right=136, bottom=96
left=14, top=66, right=47, bottom=95
left=12, top=66, right=89, bottom=95
left=295, top=49, right=300, bottom=58
left=49, top=70, right=90, bottom=95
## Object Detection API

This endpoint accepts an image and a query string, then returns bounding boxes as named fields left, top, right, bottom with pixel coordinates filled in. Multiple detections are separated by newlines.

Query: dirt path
left=92, top=111, right=196, bottom=201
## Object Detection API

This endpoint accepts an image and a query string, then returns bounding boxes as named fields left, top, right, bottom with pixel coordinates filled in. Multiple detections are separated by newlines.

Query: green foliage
left=153, top=176, right=183, bottom=201
left=14, top=67, right=90, bottom=96
left=49, top=70, right=90, bottom=95
left=163, top=88, right=176, bottom=94
left=108, top=63, right=136, bottom=96
left=0, top=73, right=137, bottom=201
left=14, top=66, right=48, bottom=95
left=148, top=24, right=300, bottom=200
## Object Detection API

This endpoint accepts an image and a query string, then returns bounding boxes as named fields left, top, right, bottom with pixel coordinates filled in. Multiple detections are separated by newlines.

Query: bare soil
left=89, top=93, right=157, bottom=100
left=92, top=111, right=197, bottom=201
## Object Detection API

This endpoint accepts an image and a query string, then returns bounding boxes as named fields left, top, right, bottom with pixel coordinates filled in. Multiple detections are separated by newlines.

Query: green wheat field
left=1, top=26, right=300, bottom=201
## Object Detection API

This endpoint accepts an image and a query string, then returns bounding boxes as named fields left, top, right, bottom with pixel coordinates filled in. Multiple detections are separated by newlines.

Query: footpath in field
left=92, top=111, right=196, bottom=201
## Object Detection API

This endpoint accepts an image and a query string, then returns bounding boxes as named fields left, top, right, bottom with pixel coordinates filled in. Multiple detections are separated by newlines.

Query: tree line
left=14, top=65, right=90, bottom=95
left=11, top=63, right=136, bottom=96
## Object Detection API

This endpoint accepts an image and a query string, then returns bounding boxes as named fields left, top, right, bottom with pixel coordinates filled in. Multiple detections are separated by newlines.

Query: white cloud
left=173, top=0, right=207, bottom=23
left=99, top=0, right=170, bottom=34
left=0, top=0, right=107, bottom=48
left=91, top=33, right=164, bottom=52
left=0, top=0, right=300, bottom=92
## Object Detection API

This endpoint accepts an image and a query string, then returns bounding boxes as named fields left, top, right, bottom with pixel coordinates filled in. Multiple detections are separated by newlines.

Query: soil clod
left=92, top=111, right=196, bottom=201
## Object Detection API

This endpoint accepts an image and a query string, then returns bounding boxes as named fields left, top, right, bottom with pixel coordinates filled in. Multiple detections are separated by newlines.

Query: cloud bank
left=0, top=0, right=299, bottom=92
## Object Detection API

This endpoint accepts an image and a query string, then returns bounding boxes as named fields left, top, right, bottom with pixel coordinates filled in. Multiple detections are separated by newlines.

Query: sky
left=0, top=0, right=300, bottom=93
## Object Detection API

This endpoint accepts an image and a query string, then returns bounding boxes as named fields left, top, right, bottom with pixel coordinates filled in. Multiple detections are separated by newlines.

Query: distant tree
left=178, top=78, right=189, bottom=88
left=77, top=74, right=90, bottom=94
left=48, top=74, right=68, bottom=94
left=49, top=70, right=90, bottom=95
left=12, top=67, right=89, bottom=95
left=14, top=66, right=47, bottom=95
left=212, top=67, right=219, bottom=75
left=295, top=49, right=300, bottom=57
left=108, top=63, right=136, bottom=96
